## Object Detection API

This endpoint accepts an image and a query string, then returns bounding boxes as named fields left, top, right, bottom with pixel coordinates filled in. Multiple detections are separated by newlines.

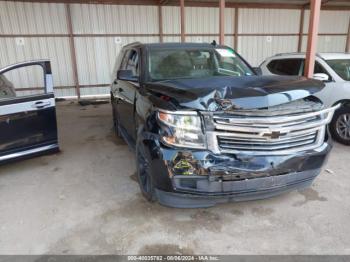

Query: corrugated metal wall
left=70, top=3, right=160, bottom=96
left=237, top=8, right=301, bottom=66
left=0, top=1, right=75, bottom=97
left=0, top=1, right=349, bottom=98
left=301, top=10, right=350, bottom=53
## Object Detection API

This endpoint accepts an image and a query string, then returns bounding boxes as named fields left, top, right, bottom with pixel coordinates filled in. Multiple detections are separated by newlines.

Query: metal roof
left=13, top=0, right=350, bottom=9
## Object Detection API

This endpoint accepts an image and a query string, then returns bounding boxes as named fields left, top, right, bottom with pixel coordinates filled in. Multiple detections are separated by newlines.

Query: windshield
left=147, top=48, right=254, bottom=81
left=326, top=59, right=350, bottom=81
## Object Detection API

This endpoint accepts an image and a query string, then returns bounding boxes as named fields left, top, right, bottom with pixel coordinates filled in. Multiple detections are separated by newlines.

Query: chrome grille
left=207, top=104, right=339, bottom=155
left=218, top=132, right=317, bottom=151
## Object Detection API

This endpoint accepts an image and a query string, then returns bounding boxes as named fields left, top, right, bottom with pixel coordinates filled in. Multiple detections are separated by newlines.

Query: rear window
left=267, top=59, right=302, bottom=75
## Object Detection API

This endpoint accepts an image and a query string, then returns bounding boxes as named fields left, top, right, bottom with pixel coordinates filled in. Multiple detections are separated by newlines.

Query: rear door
left=0, top=60, right=58, bottom=163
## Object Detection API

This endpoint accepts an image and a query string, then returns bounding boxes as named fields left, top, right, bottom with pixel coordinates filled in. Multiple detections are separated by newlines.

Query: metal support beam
left=219, top=0, right=225, bottom=45
left=346, top=17, right=350, bottom=52
left=158, top=4, right=163, bottom=42
left=12, top=1, right=350, bottom=10
left=234, top=7, right=238, bottom=50
left=303, top=0, right=330, bottom=8
left=304, top=0, right=321, bottom=78
left=180, top=0, right=185, bottom=42
left=297, top=7, right=305, bottom=52
left=65, top=3, right=81, bottom=99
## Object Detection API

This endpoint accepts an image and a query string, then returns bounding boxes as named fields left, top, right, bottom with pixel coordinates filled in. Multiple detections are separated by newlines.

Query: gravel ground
left=0, top=101, right=349, bottom=255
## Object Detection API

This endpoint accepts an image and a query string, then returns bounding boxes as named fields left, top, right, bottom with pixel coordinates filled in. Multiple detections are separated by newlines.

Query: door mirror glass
left=117, top=69, right=138, bottom=82
left=313, top=73, right=330, bottom=82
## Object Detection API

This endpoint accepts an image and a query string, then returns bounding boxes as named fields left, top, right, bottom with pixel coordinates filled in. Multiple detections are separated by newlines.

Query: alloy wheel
left=336, top=113, right=350, bottom=141
left=137, top=150, right=152, bottom=194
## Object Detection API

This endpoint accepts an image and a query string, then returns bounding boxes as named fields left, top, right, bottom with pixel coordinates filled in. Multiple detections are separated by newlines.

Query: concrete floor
left=0, top=101, right=350, bottom=255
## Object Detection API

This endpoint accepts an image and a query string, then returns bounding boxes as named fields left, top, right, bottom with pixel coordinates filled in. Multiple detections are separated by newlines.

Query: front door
left=114, top=49, right=139, bottom=145
left=0, top=60, right=59, bottom=163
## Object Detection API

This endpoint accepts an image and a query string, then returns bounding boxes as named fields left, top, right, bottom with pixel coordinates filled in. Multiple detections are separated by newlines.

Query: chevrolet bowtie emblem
left=262, top=131, right=283, bottom=139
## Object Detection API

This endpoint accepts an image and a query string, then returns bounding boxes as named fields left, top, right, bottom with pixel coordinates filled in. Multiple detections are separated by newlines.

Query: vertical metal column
left=180, top=0, right=185, bottom=42
left=346, top=17, right=350, bottom=53
left=158, top=4, right=163, bottom=43
left=297, top=7, right=305, bottom=52
left=234, top=7, right=239, bottom=50
left=304, top=0, right=321, bottom=78
left=219, top=0, right=225, bottom=45
left=65, top=3, right=80, bottom=99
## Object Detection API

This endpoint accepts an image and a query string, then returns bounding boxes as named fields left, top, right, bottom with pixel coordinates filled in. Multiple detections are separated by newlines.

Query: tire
left=136, top=143, right=156, bottom=202
left=329, top=106, right=350, bottom=145
left=111, top=94, right=121, bottom=137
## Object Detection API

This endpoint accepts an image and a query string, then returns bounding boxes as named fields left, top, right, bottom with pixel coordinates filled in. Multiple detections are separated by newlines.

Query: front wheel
left=136, top=144, right=156, bottom=202
left=330, top=106, right=350, bottom=145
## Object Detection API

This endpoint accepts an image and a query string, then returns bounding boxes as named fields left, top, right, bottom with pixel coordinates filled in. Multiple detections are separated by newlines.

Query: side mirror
left=117, top=70, right=138, bottom=82
left=253, top=67, right=262, bottom=76
left=313, top=73, right=330, bottom=82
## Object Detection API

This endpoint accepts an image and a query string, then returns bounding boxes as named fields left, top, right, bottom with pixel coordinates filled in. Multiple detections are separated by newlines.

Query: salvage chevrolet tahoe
left=110, top=42, right=338, bottom=208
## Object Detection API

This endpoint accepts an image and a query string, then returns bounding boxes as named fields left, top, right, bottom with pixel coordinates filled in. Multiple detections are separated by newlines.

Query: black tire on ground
left=136, top=143, right=156, bottom=202
left=329, top=106, right=350, bottom=145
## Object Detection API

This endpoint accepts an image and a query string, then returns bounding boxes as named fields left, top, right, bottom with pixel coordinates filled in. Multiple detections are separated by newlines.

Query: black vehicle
left=111, top=42, right=338, bottom=208
left=0, top=60, right=59, bottom=164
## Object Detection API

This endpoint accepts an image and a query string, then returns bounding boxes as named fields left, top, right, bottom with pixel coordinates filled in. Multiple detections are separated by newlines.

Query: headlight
left=157, top=111, right=206, bottom=149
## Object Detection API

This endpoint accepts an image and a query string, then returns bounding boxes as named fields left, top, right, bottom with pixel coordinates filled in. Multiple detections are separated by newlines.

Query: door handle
left=32, top=101, right=51, bottom=109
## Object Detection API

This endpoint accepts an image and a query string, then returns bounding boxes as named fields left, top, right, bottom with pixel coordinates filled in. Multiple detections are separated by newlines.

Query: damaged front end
left=148, top=96, right=339, bottom=208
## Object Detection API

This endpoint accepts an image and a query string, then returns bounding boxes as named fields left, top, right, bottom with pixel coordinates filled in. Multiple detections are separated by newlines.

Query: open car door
left=0, top=60, right=59, bottom=164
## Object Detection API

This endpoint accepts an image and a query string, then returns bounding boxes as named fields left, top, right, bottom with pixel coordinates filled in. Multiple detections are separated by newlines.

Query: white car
left=260, top=52, right=350, bottom=145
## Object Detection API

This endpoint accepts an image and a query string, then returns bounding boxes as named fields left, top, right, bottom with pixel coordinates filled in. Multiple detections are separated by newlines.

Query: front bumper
left=145, top=138, right=331, bottom=208
left=155, top=168, right=319, bottom=208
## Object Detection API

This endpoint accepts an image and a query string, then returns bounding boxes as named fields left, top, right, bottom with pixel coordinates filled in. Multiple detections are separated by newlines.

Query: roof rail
left=124, top=41, right=142, bottom=47
left=274, top=52, right=322, bottom=58
left=274, top=52, right=302, bottom=56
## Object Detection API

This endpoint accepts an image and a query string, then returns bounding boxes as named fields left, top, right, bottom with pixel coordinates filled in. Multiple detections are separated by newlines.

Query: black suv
left=111, top=42, right=338, bottom=208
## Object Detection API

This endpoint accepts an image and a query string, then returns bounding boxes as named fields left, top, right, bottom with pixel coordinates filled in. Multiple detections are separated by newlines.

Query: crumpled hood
left=144, top=75, right=324, bottom=111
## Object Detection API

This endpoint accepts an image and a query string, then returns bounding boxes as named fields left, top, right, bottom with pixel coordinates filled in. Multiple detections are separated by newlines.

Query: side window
left=216, top=51, right=252, bottom=77
left=301, top=60, right=332, bottom=79
left=267, top=59, right=302, bottom=75
left=0, top=65, right=45, bottom=100
left=125, top=49, right=139, bottom=77
left=0, top=75, right=15, bottom=100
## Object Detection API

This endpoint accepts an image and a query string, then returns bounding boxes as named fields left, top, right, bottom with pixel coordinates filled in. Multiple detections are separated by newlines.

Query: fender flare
left=332, top=100, right=350, bottom=110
